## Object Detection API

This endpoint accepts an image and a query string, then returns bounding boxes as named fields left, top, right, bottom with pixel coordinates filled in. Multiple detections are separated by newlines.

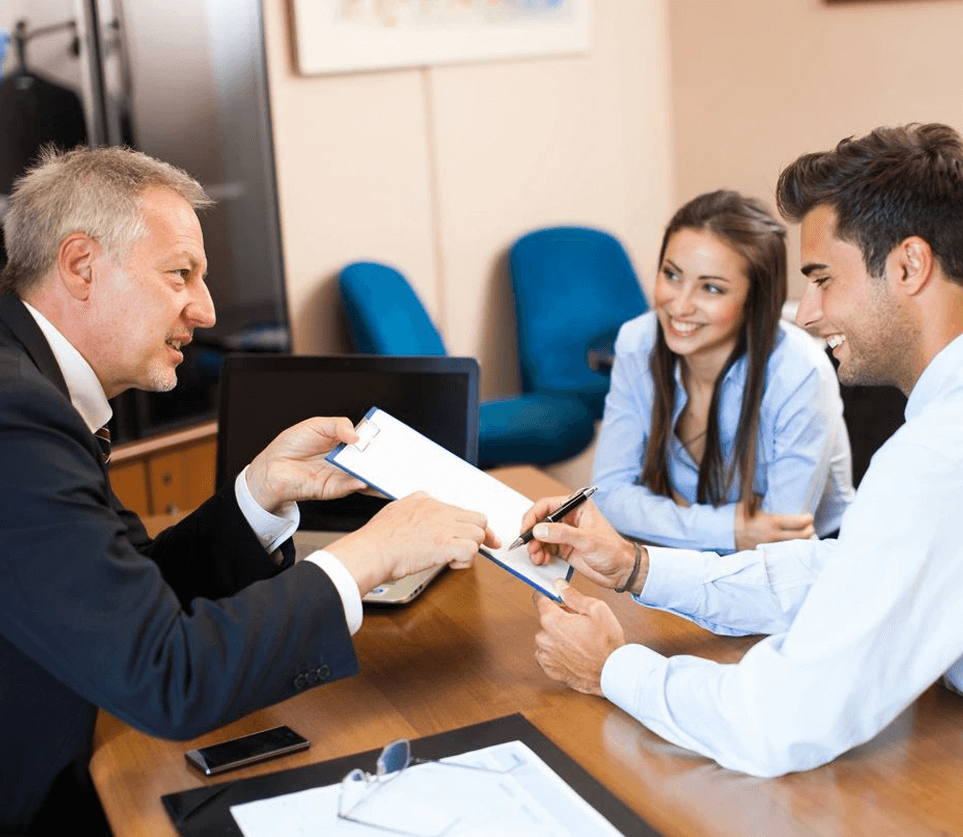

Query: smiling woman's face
left=654, top=227, right=751, bottom=370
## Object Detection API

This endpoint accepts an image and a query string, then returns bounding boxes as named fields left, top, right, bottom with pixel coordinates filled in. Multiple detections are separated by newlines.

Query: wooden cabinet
left=109, top=459, right=150, bottom=516
left=110, top=422, right=217, bottom=517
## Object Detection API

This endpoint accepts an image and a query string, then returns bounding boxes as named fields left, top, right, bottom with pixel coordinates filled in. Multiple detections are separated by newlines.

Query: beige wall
left=262, top=0, right=673, bottom=399
left=668, top=0, right=963, bottom=299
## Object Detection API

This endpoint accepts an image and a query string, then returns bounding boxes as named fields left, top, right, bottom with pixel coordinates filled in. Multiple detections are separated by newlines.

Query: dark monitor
left=216, top=354, right=480, bottom=532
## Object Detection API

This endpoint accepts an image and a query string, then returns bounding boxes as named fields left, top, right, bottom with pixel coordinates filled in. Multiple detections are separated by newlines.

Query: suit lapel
left=0, top=293, right=114, bottom=482
left=0, top=292, right=70, bottom=399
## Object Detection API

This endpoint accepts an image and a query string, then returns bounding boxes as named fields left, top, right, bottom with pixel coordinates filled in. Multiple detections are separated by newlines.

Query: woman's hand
left=734, top=501, right=814, bottom=551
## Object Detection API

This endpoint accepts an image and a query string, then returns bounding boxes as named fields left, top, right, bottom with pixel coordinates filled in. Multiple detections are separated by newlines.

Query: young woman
left=592, top=190, right=854, bottom=552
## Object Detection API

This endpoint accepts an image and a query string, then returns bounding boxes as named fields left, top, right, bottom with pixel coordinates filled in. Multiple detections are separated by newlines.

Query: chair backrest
left=509, top=226, right=648, bottom=414
left=339, top=261, right=447, bottom=355
left=825, top=347, right=906, bottom=487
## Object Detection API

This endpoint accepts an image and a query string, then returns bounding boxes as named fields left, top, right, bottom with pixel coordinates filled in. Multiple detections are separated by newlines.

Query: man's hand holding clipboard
left=327, top=407, right=574, bottom=601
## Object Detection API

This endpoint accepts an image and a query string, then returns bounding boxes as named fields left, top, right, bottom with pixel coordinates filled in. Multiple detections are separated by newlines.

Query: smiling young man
left=525, top=123, right=963, bottom=777
left=0, top=147, right=496, bottom=835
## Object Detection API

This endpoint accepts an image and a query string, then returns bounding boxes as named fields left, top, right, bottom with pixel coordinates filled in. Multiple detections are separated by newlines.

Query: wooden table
left=90, top=466, right=963, bottom=837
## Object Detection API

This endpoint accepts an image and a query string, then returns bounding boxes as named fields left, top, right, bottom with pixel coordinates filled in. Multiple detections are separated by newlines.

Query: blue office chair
left=338, top=261, right=595, bottom=469
left=339, top=261, right=446, bottom=356
left=509, top=226, right=648, bottom=419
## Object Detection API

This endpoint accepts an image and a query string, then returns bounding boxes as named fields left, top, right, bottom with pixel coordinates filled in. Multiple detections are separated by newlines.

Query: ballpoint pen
left=507, top=485, right=598, bottom=550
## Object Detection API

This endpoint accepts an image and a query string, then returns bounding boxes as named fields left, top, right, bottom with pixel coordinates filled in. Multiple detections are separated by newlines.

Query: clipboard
left=162, top=713, right=662, bottom=837
left=325, top=407, right=573, bottom=601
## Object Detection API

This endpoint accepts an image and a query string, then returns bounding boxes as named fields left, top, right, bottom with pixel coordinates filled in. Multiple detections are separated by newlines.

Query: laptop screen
left=216, top=354, right=480, bottom=532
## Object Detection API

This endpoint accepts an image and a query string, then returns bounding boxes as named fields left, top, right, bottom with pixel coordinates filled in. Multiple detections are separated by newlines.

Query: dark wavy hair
left=776, top=122, right=963, bottom=286
left=641, top=190, right=787, bottom=515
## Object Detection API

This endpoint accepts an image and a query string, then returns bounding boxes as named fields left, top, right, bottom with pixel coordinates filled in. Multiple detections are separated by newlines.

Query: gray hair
left=1, top=145, right=212, bottom=295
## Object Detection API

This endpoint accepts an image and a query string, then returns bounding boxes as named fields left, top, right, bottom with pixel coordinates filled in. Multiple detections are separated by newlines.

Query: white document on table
left=230, top=740, right=625, bottom=837
left=326, top=407, right=572, bottom=601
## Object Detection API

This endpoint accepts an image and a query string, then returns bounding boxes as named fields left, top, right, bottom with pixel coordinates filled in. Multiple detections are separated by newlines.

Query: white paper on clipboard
left=326, top=407, right=573, bottom=600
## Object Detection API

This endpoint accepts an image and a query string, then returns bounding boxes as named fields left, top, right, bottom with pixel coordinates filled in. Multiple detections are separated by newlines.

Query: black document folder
left=162, top=713, right=661, bottom=836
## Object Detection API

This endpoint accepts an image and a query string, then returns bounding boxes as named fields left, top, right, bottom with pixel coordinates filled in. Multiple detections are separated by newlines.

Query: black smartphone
left=185, top=725, right=309, bottom=776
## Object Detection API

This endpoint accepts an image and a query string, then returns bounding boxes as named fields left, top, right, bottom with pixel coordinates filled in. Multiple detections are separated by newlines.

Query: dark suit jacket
left=0, top=294, right=359, bottom=834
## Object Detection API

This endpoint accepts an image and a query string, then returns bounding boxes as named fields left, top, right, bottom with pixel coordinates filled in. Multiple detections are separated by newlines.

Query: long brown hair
left=640, top=190, right=787, bottom=515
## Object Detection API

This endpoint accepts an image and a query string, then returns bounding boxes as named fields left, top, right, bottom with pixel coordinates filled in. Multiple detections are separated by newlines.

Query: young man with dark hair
left=526, top=122, right=963, bottom=777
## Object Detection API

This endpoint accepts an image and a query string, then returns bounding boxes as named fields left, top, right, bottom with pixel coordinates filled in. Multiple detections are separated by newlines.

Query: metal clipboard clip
left=353, top=417, right=380, bottom=451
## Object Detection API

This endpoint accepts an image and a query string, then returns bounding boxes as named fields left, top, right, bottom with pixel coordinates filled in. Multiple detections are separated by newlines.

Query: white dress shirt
left=23, top=301, right=363, bottom=635
left=600, top=331, right=963, bottom=777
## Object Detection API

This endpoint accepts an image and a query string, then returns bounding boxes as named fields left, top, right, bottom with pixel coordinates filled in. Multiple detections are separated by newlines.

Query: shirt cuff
left=304, top=550, right=364, bottom=635
left=600, top=642, right=667, bottom=714
left=636, top=545, right=716, bottom=614
left=235, top=466, right=299, bottom=554
left=696, top=502, right=737, bottom=553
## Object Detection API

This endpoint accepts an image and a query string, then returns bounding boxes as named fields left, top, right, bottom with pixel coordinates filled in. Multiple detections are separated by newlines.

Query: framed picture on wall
left=291, top=0, right=592, bottom=76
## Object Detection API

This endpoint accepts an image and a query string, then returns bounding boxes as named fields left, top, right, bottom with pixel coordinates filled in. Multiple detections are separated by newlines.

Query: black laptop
left=216, top=353, right=480, bottom=604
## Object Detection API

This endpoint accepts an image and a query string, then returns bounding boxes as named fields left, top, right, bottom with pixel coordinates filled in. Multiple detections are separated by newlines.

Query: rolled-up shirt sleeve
left=638, top=540, right=833, bottom=636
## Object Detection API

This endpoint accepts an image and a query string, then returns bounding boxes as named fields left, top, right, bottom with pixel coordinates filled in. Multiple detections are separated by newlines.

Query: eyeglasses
left=337, top=738, right=520, bottom=836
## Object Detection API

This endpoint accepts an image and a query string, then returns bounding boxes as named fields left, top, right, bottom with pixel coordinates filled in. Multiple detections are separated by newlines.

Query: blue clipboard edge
left=326, top=407, right=399, bottom=501
left=325, top=406, right=382, bottom=467
left=479, top=546, right=572, bottom=602
left=325, top=407, right=570, bottom=603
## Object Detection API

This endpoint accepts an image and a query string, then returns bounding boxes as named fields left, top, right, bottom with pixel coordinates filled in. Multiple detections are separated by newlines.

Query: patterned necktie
left=94, top=426, right=112, bottom=466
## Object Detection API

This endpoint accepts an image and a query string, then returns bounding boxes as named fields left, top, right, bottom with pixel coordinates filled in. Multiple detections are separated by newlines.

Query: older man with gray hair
left=0, top=146, right=496, bottom=836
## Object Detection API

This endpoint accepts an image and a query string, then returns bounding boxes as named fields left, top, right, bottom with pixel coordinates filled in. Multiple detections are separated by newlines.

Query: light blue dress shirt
left=592, top=312, right=854, bottom=551
left=600, top=332, right=963, bottom=777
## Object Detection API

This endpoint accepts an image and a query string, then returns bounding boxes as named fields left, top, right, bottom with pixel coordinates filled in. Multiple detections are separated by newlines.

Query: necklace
left=682, top=428, right=707, bottom=447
